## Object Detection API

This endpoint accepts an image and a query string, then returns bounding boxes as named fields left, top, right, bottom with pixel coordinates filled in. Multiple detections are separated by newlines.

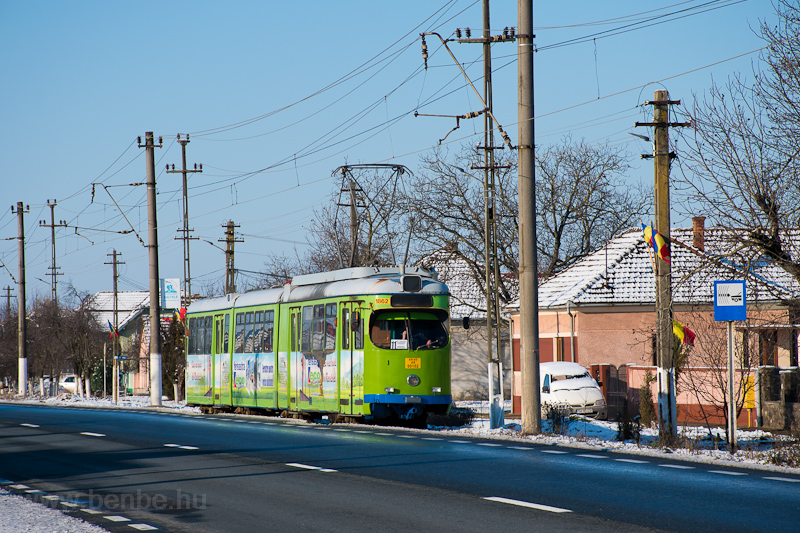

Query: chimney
left=692, top=216, right=706, bottom=251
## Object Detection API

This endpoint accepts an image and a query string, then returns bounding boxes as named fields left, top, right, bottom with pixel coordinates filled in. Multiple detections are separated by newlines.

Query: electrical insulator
left=456, top=28, right=461, bottom=38
left=465, top=28, right=471, bottom=38
left=511, top=27, right=516, bottom=37
left=503, top=27, right=508, bottom=38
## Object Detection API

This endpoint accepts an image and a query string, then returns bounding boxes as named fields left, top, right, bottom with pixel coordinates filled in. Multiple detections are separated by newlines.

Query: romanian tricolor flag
left=673, top=320, right=696, bottom=347
left=641, top=223, right=671, bottom=263
left=107, top=320, right=120, bottom=339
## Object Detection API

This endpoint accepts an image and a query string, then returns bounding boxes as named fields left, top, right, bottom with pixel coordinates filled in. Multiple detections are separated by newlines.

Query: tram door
left=213, top=314, right=230, bottom=406
left=340, top=302, right=365, bottom=416
left=289, top=307, right=302, bottom=410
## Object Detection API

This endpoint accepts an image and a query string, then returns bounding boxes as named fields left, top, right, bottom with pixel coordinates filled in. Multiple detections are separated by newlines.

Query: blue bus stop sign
left=714, top=280, right=746, bottom=322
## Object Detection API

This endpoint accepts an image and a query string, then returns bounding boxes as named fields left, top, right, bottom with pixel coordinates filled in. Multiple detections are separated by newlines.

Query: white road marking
left=541, top=450, right=568, bottom=454
left=484, top=496, right=572, bottom=513
left=60, top=502, right=80, bottom=508
left=105, top=515, right=131, bottom=522
left=577, top=454, right=608, bottom=459
left=129, top=524, right=159, bottom=531
left=9, top=484, right=29, bottom=489
left=81, top=509, right=103, bottom=514
left=660, top=464, right=694, bottom=470
left=615, top=458, right=648, bottom=464
left=397, top=435, right=416, bottom=438
left=764, top=476, right=800, bottom=483
left=164, top=444, right=181, bottom=447
left=422, top=437, right=444, bottom=441
left=333, top=429, right=351, bottom=432
left=20, top=423, right=39, bottom=428
left=508, top=446, right=535, bottom=451
left=709, top=470, right=747, bottom=476
left=286, top=463, right=337, bottom=473
left=448, top=440, right=471, bottom=443
left=80, top=432, right=106, bottom=437
left=178, top=445, right=199, bottom=450
left=43, top=495, right=61, bottom=501
left=375, top=432, right=393, bottom=436
left=25, top=489, right=45, bottom=494
left=477, top=443, right=502, bottom=447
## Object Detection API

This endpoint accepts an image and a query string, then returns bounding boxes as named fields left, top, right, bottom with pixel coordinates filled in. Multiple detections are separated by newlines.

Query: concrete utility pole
left=3, top=286, right=15, bottom=316
left=517, top=0, right=541, bottom=435
left=12, top=202, right=29, bottom=396
left=635, top=91, right=690, bottom=440
left=220, top=221, right=243, bottom=294
left=105, top=250, right=124, bottom=400
left=140, top=132, right=163, bottom=406
left=166, top=134, right=202, bottom=306
left=39, top=199, right=67, bottom=302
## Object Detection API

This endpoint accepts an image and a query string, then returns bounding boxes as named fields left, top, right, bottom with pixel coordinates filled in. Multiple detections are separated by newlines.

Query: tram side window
left=204, top=316, right=213, bottom=354
left=253, top=311, right=264, bottom=352
left=187, top=318, right=195, bottom=354
left=325, top=303, right=336, bottom=351
left=234, top=313, right=245, bottom=353
left=312, top=304, right=325, bottom=351
left=244, top=312, right=255, bottom=353
left=215, top=318, right=222, bottom=355
left=302, top=306, right=313, bottom=352
left=263, top=310, right=274, bottom=352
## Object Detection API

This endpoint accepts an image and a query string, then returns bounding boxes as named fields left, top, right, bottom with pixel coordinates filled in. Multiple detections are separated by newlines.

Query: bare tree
left=260, top=166, right=408, bottom=284
left=536, top=136, right=648, bottom=277
left=161, top=316, right=185, bottom=401
left=676, top=0, right=800, bottom=287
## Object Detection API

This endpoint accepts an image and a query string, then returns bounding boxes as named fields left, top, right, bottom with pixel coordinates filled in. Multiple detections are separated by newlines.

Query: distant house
left=86, top=291, right=179, bottom=395
left=420, top=249, right=518, bottom=400
left=507, top=219, right=800, bottom=424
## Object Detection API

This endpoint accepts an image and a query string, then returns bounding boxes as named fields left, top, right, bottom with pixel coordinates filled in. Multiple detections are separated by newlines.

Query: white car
left=59, top=374, right=78, bottom=393
left=540, top=361, right=607, bottom=420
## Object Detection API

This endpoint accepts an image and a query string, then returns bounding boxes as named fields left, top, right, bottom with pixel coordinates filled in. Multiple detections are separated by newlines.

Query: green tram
left=185, top=267, right=451, bottom=425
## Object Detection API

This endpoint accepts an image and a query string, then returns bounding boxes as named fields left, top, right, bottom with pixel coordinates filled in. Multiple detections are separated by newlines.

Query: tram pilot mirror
left=462, top=316, right=470, bottom=330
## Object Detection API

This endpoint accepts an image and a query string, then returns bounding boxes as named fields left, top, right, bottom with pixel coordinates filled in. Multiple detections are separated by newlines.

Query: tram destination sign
left=714, top=280, right=746, bottom=322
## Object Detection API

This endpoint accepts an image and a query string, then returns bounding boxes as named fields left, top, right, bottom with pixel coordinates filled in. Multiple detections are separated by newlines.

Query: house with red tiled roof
left=507, top=219, right=800, bottom=425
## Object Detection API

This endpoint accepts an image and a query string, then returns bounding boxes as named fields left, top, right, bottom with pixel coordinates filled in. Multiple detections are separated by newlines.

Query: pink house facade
left=507, top=220, right=800, bottom=426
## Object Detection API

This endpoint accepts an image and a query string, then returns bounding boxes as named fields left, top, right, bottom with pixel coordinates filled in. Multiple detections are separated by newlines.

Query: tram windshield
left=370, top=310, right=449, bottom=350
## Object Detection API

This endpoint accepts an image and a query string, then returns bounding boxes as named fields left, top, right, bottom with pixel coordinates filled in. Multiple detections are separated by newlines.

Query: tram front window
left=370, top=311, right=448, bottom=350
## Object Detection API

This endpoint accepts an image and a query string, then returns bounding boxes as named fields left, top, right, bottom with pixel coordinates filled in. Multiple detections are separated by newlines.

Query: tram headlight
left=385, top=387, right=396, bottom=393
left=432, top=386, right=441, bottom=393
left=407, top=374, right=420, bottom=387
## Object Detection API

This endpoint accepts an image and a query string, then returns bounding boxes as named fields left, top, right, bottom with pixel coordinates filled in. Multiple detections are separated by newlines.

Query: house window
left=759, top=329, right=777, bottom=366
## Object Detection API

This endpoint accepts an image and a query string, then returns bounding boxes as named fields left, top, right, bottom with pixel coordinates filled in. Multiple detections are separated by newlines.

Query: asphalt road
left=1, top=403, right=798, bottom=532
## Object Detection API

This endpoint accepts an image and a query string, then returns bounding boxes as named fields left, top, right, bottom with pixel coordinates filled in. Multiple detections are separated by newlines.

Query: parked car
left=59, top=374, right=77, bottom=393
left=540, top=361, right=607, bottom=420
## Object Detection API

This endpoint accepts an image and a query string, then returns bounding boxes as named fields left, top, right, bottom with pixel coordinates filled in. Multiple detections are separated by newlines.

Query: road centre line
left=615, top=458, right=648, bottom=464
left=286, top=462, right=337, bottom=473
left=20, top=423, right=39, bottom=427
left=577, top=454, right=608, bottom=459
left=541, top=450, right=568, bottom=454
left=763, top=476, right=800, bottom=483
left=477, top=443, right=502, bottom=447
left=660, top=464, right=694, bottom=470
left=397, top=435, right=416, bottom=438
left=80, top=432, right=106, bottom=437
left=709, top=470, right=747, bottom=476
left=508, top=446, right=535, bottom=450
left=484, top=496, right=572, bottom=514
left=448, top=440, right=471, bottom=443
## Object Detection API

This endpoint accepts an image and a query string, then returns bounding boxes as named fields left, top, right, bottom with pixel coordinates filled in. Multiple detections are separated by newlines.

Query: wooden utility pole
left=12, top=202, right=29, bottom=396
left=220, top=221, right=243, bottom=294
left=636, top=91, right=690, bottom=440
left=517, top=0, right=540, bottom=434
left=140, top=132, right=163, bottom=406
left=166, top=134, right=202, bottom=306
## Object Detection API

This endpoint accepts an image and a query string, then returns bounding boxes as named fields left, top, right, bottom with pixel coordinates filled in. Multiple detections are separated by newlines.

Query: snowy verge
left=0, top=488, right=109, bottom=533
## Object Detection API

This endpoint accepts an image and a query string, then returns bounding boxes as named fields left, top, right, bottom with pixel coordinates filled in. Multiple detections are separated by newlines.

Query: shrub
left=639, top=370, right=657, bottom=427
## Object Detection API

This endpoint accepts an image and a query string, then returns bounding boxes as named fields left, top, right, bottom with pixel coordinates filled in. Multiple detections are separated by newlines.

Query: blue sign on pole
left=714, top=280, right=746, bottom=322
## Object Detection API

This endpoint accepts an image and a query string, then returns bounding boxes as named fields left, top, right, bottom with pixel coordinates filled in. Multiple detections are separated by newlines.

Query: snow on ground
left=2, top=394, right=798, bottom=531
left=0, top=487, right=109, bottom=533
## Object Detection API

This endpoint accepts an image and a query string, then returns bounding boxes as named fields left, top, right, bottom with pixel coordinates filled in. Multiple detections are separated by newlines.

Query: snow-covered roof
left=420, top=249, right=518, bottom=320
left=85, top=291, right=149, bottom=331
left=508, top=226, right=800, bottom=310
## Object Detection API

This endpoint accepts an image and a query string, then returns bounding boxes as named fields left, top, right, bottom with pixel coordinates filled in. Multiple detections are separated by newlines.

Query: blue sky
left=0, top=1, right=773, bottom=300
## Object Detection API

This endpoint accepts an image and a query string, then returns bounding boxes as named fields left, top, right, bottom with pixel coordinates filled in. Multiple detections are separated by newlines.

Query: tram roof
left=187, top=266, right=449, bottom=314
